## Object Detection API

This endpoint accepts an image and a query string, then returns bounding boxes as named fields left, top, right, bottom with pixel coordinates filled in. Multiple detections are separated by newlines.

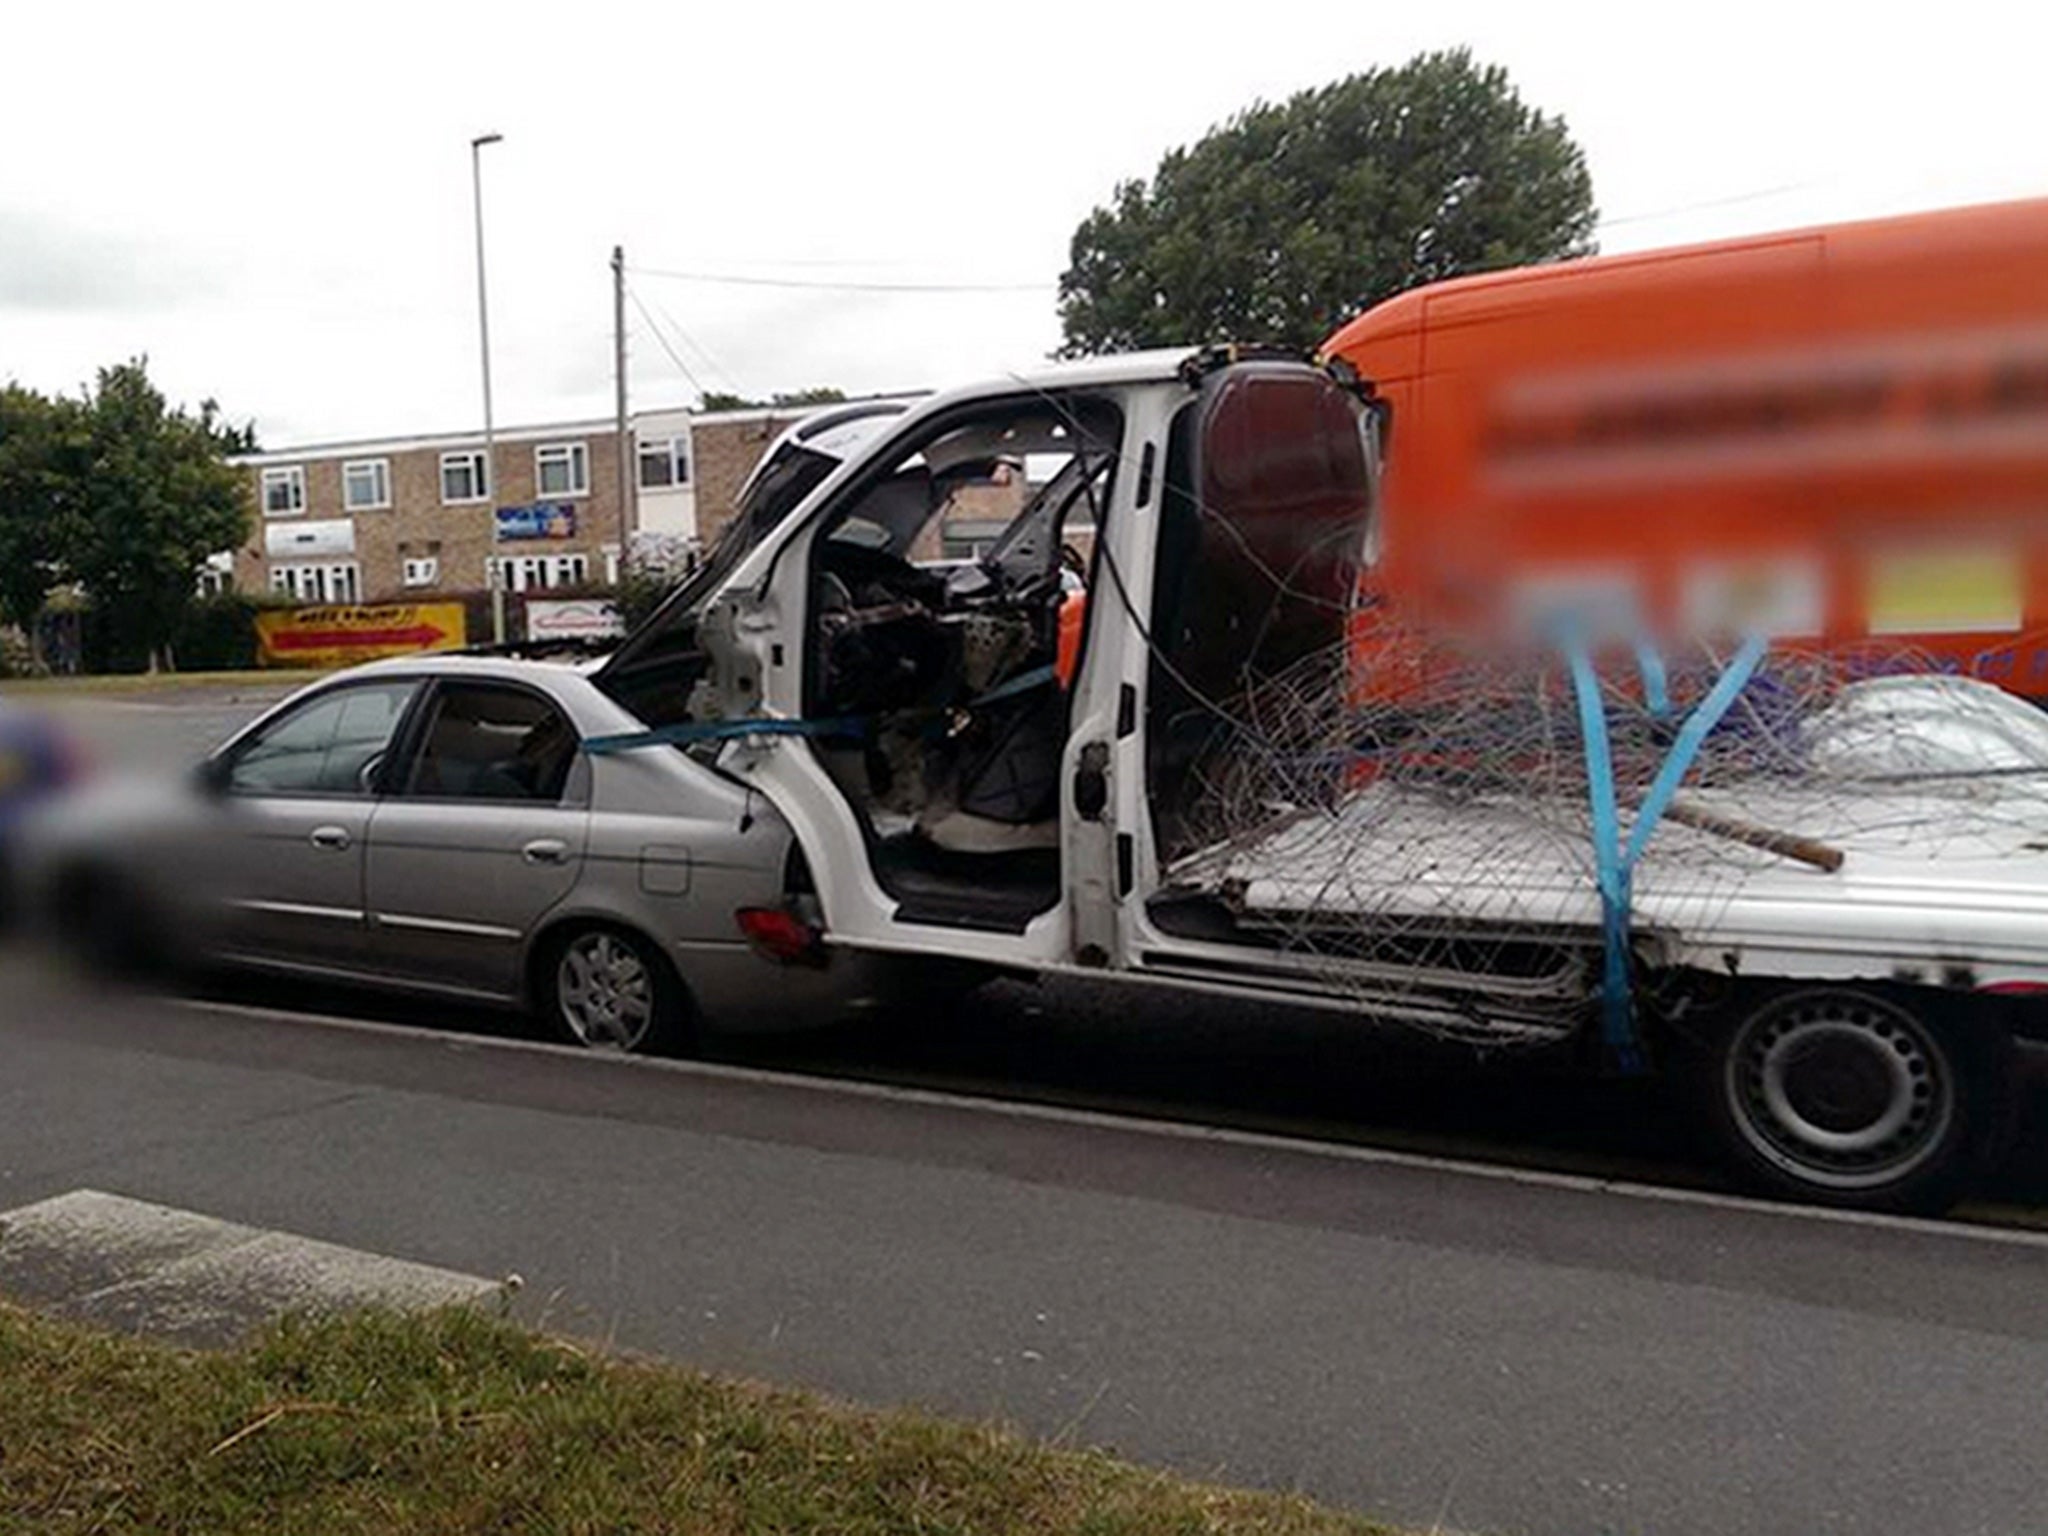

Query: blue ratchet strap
left=1634, top=637, right=1672, bottom=721
left=1624, top=635, right=1768, bottom=871
left=581, top=714, right=870, bottom=756
left=967, top=663, right=1059, bottom=706
left=1565, top=632, right=1768, bottom=1073
left=580, top=665, right=1061, bottom=758
left=1564, top=636, right=1638, bottom=1072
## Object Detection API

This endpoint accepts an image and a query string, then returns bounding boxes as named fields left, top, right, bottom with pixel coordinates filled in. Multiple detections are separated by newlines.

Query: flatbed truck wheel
left=1697, top=986, right=2006, bottom=1214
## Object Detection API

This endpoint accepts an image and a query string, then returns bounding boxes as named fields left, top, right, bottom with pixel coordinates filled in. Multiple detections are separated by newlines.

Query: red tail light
left=736, top=907, right=826, bottom=966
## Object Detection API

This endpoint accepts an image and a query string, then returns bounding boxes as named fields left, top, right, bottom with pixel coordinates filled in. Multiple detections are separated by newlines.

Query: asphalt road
left=4, top=956, right=2048, bottom=1536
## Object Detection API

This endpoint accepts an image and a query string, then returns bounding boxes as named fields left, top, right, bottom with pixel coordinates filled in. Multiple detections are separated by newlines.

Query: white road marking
left=172, top=995, right=2048, bottom=1253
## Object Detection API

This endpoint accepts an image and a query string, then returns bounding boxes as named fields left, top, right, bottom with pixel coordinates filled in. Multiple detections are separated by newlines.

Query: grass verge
left=0, top=1301, right=1402, bottom=1536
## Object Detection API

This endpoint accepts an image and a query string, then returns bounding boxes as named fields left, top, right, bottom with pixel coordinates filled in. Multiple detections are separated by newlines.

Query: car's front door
left=363, top=678, right=587, bottom=997
left=207, top=678, right=422, bottom=971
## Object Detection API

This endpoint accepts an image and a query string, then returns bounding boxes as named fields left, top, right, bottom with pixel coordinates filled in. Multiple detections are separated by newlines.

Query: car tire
left=537, top=923, right=691, bottom=1055
left=1694, top=985, right=2004, bottom=1214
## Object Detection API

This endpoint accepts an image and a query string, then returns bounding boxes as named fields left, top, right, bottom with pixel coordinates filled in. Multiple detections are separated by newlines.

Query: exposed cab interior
left=803, top=397, right=1121, bottom=931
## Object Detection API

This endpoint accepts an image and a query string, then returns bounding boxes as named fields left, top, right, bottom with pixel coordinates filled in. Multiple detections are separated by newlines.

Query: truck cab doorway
left=802, top=396, right=1123, bottom=933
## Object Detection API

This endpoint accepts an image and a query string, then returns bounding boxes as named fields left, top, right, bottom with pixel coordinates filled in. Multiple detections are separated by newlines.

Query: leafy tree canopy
left=1058, top=48, right=1597, bottom=355
left=0, top=360, right=252, bottom=669
left=0, top=385, right=89, bottom=640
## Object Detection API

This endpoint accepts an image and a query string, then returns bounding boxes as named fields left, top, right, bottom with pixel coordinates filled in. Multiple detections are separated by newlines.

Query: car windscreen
left=679, top=444, right=840, bottom=611
left=593, top=441, right=840, bottom=706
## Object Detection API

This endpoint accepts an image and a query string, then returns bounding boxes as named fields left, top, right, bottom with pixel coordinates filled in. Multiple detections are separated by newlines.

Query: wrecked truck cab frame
left=592, top=346, right=2047, bottom=1214
left=597, top=348, right=1385, bottom=975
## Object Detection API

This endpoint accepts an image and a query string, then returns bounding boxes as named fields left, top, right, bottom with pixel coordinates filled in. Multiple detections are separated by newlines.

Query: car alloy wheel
left=555, top=930, right=658, bottom=1051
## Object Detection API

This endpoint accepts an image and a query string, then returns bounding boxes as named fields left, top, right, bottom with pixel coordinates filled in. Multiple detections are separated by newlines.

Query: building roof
left=228, top=361, right=1200, bottom=471
left=232, top=392, right=933, bottom=466
left=233, top=416, right=635, bottom=468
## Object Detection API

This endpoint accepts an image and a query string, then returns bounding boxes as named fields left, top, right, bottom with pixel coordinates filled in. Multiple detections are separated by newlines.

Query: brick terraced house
left=233, top=420, right=632, bottom=604
left=227, top=394, right=946, bottom=606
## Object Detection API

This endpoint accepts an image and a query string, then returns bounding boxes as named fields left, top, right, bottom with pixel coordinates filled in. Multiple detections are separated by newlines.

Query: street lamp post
left=470, top=131, right=503, bottom=638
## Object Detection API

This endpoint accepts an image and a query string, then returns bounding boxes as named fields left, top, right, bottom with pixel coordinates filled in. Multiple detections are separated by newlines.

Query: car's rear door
left=363, top=678, right=588, bottom=998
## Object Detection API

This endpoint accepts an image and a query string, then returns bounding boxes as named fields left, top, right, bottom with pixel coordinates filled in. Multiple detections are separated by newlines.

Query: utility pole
left=612, top=244, right=634, bottom=569
left=471, top=131, right=505, bottom=642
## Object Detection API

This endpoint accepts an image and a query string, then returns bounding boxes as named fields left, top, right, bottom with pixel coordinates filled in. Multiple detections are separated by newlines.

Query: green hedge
left=75, top=592, right=296, bottom=675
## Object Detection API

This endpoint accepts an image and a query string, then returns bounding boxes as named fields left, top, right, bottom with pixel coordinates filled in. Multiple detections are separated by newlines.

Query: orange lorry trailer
left=1321, top=197, right=2048, bottom=695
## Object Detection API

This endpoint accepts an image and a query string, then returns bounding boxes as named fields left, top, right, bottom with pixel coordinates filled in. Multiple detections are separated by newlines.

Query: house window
left=343, top=459, right=391, bottom=511
left=535, top=442, right=589, bottom=498
left=638, top=436, right=689, bottom=489
left=402, top=557, right=439, bottom=588
left=269, top=561, right=360, bottom=604
left=490, top=553, right=590, bottom=593
left=261, top=466, right=306, bottom=518
left=441, top=450, right=490, bottom=504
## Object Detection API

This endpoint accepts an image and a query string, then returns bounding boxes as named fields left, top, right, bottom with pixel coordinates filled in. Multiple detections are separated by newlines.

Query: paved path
left=2, top=962, right=2043, bottom=1536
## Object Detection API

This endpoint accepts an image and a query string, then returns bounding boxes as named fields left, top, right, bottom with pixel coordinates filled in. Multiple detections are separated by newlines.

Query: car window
left=403, top=682, right=578, bottom=802
left=225, top=682, right=418, bottom=796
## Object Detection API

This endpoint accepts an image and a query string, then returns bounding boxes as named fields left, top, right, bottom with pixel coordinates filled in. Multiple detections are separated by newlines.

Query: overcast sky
left=6, top=0, right=2045, bottom=447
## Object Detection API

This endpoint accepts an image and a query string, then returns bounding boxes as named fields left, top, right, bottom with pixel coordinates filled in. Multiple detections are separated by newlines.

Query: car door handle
left=522, top=838, right=570, bottom=866
left=309, top=825, right=352, bottom=851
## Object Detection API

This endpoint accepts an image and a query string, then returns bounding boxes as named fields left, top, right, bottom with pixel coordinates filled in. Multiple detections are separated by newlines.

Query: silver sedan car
left=17, top=655, right=905, bottom=1050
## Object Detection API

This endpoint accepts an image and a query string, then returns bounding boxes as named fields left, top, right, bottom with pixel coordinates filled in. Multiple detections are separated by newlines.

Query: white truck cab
left=594, top=347, right=2048, bottom=1213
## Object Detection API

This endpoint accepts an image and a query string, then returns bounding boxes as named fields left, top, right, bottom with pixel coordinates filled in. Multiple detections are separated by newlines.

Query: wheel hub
left=1778, top=1032, right=1899, bottom=1135
left=1726, top=993, right=1954, bottom=1192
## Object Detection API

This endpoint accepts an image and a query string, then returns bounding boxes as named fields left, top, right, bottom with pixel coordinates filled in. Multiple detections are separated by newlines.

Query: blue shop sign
left=495, top=503, right=577, bottom=540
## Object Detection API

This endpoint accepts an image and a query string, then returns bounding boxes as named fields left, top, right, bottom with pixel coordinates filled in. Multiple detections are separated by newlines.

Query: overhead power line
left=1597, top=182, right=1816, bottom=230
left=625, top=282, right=707, bottom=399
left=630, top=264, right=1054, bottom=294
left=642, top=285, right=745, bottom=398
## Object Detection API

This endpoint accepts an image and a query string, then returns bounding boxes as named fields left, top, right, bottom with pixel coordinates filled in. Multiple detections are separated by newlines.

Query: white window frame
left=637, top=436, right=689, bottom=489
left=261, top=465, right=307, bottom=518
left=489, top=553, right=590, bottom=593
left=534, top=442, right=589, bottom=499
left=401, top=556, right=440, bottom=588
left=342, top=458, right=391, bottom=512
left=268, top=561, right=361, bottom=604
left=441, top=449, right=490, bottom=505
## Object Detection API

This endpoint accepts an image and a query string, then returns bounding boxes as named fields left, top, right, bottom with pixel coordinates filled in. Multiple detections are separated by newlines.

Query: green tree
left=0, top=385, right=89, bottom=666
left=68, top=361, right=251, bottom=672
left=1058, top=49, right=1597, bottom=355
